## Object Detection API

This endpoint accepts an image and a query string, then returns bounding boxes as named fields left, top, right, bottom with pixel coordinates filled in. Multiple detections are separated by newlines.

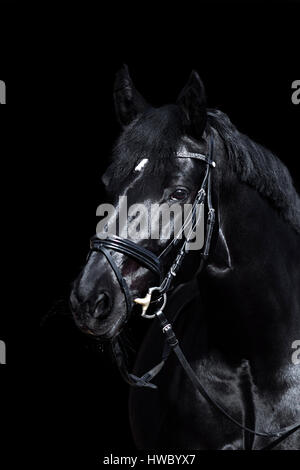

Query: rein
left=89, top=134, right=300, bottom=450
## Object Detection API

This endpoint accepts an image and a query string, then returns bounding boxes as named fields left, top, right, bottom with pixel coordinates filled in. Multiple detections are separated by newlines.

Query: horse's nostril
left=93, top=292, right=111, bottom=319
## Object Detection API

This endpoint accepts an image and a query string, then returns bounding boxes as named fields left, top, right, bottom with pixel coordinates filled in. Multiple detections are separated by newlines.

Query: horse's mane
left=208, top=109, right=300, bottom=234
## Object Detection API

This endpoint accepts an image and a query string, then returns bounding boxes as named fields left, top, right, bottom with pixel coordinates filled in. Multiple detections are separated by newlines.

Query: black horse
left=70, top=66, right=300, bottom=450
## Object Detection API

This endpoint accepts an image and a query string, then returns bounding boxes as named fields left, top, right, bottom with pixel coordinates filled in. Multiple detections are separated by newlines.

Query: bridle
left=90, top=133, right=299, bottom=450
left=91, top=134, right=216, bottom=316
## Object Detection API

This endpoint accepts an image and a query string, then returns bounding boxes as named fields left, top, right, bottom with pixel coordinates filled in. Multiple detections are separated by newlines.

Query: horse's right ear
left=113, top=65, right=149, bottom=127
left=176, top=71, right=207, bottom=140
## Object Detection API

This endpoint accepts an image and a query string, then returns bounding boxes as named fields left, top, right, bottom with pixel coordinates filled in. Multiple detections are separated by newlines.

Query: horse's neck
left=203, top=174, right=300, bottom=370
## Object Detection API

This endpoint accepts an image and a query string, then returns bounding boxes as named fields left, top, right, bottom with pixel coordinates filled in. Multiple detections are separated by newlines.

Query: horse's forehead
left=129, top=137, right=204, bottom=179
left=134, top=158, right=149, bottom=172
left=107, top=134, right=206, bottom=192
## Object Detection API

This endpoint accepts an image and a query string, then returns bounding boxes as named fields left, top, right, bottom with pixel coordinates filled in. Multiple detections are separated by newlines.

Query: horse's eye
left=170, top=188, right=189, bottom=201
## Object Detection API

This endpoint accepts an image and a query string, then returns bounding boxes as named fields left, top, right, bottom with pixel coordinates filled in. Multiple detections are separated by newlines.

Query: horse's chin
left=74, top=315, right=126, bottom=341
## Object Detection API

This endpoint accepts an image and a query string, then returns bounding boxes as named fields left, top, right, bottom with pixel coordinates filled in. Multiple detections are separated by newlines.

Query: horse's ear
left=177, top=71, right=207, bottom=140
left=114, top=65, right=149, bottom=127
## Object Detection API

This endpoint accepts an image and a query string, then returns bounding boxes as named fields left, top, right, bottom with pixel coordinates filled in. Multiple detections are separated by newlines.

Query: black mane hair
left=208, top=109, right=300, bottom=233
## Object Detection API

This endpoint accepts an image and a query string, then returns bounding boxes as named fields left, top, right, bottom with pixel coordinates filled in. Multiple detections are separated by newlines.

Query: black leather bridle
left=91, top=135, right=216, bottom=316
left=90, top=134, right=299, bottom=450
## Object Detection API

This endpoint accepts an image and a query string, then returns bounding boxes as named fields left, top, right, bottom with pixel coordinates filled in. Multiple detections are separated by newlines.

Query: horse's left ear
left=177, top=71, right=207, bottom=140
left=114, top=64, right=149, bottom=127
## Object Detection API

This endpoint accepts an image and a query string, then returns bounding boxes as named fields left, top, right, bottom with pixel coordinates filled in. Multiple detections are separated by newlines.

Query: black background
left=1, top=0, right=300, bottom=465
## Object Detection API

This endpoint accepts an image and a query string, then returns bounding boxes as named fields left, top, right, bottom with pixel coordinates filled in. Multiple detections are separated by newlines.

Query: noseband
left=90, top=235, right=163, bottom=314
left=89, top=133, right=300, bottom=450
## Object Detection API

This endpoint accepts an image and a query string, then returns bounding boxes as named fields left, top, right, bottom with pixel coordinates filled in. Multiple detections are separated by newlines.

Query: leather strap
left=91, top=235, right=161, bottom=280
left=155, top=309, right=300, bottom=447
left=94, top=245, right=132, bottom=314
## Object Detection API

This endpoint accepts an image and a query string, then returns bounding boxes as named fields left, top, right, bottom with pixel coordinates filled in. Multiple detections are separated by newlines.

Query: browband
left=176, top=149, right=216, bottom=167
